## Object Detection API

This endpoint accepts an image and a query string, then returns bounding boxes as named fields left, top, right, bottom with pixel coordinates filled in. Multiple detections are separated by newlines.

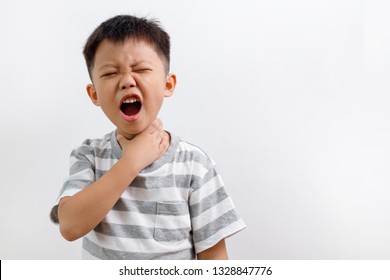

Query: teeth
left=123, top=98, right=138, bottom=104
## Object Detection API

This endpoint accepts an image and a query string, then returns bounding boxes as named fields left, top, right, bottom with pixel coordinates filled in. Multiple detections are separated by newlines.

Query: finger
left=156, top=128, right=165, bottom=141
left=159, top=132, right=169, bottom=146
left=159, top=133, right=169, bottom=153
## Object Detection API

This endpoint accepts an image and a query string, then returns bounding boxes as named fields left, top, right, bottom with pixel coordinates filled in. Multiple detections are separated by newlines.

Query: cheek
left=146, top=96, right=164, bottom=117
left=96, top=84, right=118, bottom=101
left=155, top=95, right=165, bottom=108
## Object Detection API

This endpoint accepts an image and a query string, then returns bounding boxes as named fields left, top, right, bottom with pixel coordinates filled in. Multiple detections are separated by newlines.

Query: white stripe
left=84, top=153, right=94, bottom=163
left=104, top=210, right=191, bottom=229
left=69, top=168, right=95, bottom=181
left=144, top=161, right=208, bottom=177
left=70, top=153, right=94, bottom=165
left=55, top=189, right=81, bottom=204
left=122, top=187, right=189, bottom=202
left=178, top=142, right=216, bottom=165
left=178, top=142, right=205, bottom=154
left=189, top=175, right=224, bottom=205
left=69, top=156, right=78, bottom=166
left=155, top=213, right=191, bottom=229
left=95, top=157, right=119, bottom=171
left=191, top=198, right=236, bottom=229
left=84, top=231, right=193, bottom=253
left=104, top=210, right=156, bottom=227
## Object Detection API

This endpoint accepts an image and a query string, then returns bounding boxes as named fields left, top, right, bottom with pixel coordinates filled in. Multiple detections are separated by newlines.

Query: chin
left=117, top=124, right=148, bottom=139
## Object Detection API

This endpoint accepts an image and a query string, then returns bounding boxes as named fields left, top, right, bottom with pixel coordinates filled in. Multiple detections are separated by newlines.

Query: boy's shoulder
left=174, top=136, right=216, bottom=167
left=71, top=131, right=116, bottom=158
left=82, top=131, right=112, bottom=145
left=176, top=138, right=207, bottom=155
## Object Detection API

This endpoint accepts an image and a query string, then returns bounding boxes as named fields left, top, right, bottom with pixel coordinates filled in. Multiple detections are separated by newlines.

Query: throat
left=120, top=102, right=141, bottom=116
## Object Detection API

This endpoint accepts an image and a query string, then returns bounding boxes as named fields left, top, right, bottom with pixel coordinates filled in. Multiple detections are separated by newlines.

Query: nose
left=119, top=73, right=136, bottom=90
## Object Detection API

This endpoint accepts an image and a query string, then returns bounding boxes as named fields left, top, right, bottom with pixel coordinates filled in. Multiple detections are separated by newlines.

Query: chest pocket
left=154, top=201, right=191, bottom=245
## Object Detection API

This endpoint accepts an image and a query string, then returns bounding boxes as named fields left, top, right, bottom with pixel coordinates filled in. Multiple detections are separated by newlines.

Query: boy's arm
left=197, top=239, right=228, bottom=260
left=58, top=119, right=169, bottom=241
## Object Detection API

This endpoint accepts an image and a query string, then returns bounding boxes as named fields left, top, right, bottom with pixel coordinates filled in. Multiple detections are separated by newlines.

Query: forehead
left=93, top=38, right=162, bottom=66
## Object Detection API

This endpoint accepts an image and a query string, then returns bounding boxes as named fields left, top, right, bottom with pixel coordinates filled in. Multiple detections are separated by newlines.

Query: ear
left=86, top=84, right=100, bottom=106
left=164, top=73, right=177, bottom=98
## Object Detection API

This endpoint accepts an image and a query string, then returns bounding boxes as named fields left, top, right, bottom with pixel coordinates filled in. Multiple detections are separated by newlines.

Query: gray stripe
left=113, top=199, right=190, bottom=215
left=109, top=130, right=122, bottom=159
left=70, top=160, right=94, bottom=175
left=190, top=187, right=229, bottom=218
left=193, top=209, right=239, bottom=243
left=95, top=168, right=206, bottom=183
left=71, top=146, right=93, bottom=159
left=131, top=174, right=192, bottom=189
left=62, top=180, right=90, bottom=191
left=173, top=150, right=211, bottom=166
left=94, top=223, right=153, bottom=239
left=190, top=168, right=219, bottom=191
left=94, top=222, right=191, bottom=242
left=95, top=169, right=106, bottom=180
left=156, top=201, right=189, bottom=216
left=112, top=199, right=157, bottom=214
left=154, top=227, right=192, bottom=242
left=83, top=237, right=195, bottom=260
left=72, top=145, right=118, bottom=161
left=94, top=148, right=118, bottom=159
left=94, top=172, right=196, bottom=189
left=82, top=135, right=110, bottom=146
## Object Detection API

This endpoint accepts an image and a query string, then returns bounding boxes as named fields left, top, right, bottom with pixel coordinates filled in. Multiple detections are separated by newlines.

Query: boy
left=51, top=15, right=245, bottom=260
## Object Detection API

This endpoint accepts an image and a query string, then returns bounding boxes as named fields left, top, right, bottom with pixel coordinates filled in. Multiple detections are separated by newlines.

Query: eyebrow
left=98, top=63, right=118, bottom=72
left=98, top=61, right=151, bottom=72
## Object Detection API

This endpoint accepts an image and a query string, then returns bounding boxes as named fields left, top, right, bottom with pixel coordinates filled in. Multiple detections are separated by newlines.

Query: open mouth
left=120, top=97, right=142, bottom=117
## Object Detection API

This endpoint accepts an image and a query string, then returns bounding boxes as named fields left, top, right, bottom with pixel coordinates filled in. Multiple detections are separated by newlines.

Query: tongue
left=121, top=102, right=141, bottom=116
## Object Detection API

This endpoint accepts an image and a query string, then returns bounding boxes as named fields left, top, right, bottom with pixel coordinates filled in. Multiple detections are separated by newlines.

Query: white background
left=1, top=0, right=389, bottom=259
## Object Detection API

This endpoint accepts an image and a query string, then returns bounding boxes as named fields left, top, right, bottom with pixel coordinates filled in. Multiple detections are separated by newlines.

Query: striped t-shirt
left=55, top=131, right=246, bottom=259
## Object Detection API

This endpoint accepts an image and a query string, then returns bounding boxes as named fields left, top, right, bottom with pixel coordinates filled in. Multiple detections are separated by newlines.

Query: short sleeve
left=55, top=144, right=96, bottom=205
left=189, top=156, right=246, bottom=254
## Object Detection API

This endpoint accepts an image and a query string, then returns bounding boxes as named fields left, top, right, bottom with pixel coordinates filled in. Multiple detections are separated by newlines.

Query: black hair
left=83, top=15, right=171, bottom=79
left=50, top=205, right=59, bottom=224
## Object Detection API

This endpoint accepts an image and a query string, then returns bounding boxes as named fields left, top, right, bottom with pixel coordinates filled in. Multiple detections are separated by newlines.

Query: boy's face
left=86, top=38, right=176, bottom=140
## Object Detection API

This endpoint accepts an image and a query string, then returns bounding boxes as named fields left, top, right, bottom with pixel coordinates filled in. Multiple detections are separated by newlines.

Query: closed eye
left=133, top=68, right=152, bottom=73
left=101, top=72, right=117, bottom=77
